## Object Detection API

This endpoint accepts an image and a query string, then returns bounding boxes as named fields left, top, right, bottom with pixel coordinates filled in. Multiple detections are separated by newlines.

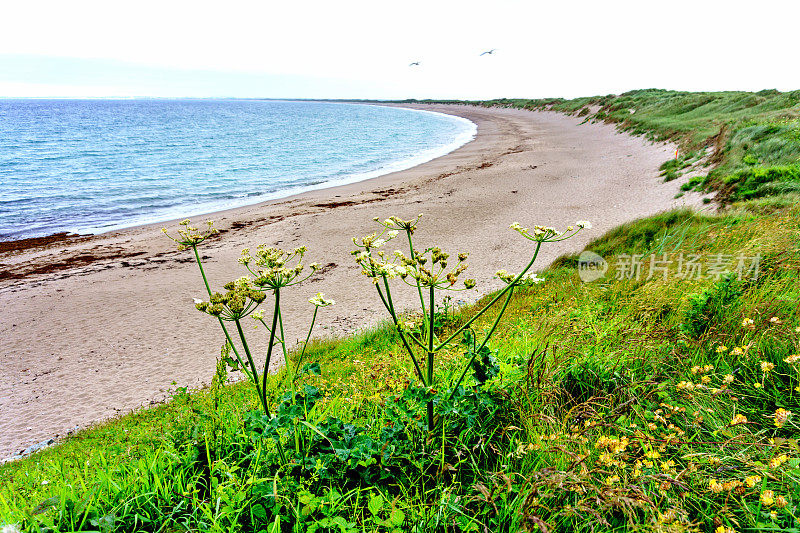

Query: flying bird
left=480, top=49, right=497, bottom=56
left=409, top=61, right=420, bottom=66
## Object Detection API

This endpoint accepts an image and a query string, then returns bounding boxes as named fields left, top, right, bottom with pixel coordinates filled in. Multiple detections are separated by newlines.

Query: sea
left=0, top=99, right=476, bottom=241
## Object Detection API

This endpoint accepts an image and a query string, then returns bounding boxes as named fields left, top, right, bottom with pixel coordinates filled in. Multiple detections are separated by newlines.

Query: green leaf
left=368, top=494, right=384, bottom=516
left=390, top=508, right=405, bottom=526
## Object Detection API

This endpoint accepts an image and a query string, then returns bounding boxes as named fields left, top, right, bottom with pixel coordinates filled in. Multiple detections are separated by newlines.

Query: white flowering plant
left=353, top=215, right=589, bottom=430
left=165, top=221, right=333, bottom=464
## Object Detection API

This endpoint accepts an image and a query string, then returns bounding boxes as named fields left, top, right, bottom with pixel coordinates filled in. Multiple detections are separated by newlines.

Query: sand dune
left=0, top=104, right=706, bottom=460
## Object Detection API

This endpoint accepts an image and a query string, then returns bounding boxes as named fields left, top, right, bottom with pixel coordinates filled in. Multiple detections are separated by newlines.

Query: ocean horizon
left=0, top=99, right=475, bottom=241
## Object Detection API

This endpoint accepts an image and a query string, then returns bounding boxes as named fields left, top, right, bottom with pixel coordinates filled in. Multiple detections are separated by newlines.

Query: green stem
left=262, top=289, right=282, bottom=405
left=191, top=245, right=250, bottom=380
left=435, top=240, right=542, bottom=351
left=427, top=284, right=435, bottom=431
left=448, top=286, right=515, bottom=400
left=378, top=277, right=427, bottom=384
left=234, top=318, right=267, bottom=415
left=293, top=306, right=319, bottom=376
left=406, top=230, right=427, bottom=319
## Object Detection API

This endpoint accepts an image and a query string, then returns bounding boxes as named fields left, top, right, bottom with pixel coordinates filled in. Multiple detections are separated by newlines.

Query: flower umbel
left=162, top=219, right=218, bottom=250
left=309, top=292, right=335, bottom=307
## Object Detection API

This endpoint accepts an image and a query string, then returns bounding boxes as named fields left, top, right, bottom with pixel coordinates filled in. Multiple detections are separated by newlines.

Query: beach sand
left=0, top=104, right=707, bottom=460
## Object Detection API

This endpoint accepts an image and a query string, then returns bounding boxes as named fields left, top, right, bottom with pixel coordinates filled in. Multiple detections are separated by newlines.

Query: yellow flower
left=742, top=318, right=755, bottom=329
left=715, top=527, right=735, bottom=533
left=605, top=474, right=620, bottom=486
left=731, top=347, right=744, bottom=356
left=770, top=454, right=789, bottom=468
left=701, top=375, right=711, bottom=384
left=744, top=475, right=761, bottom=488
left=760, top=361, right=775, bottom=373
left=774, top=408, right=792, bottom=428
left=716, top=345, right=728, bottom=353
left=753, top=382, right=762, bottom=389
left=760, top=490, right=775, bottom=506
left=730, top=414, right=748, bottom=426
left=723, top=374, right=734, bottom=384
left=769, top=316, right=781, bottom=324
left=785, top=353, right=800, bottom=364
left=709, top=479, right=724, bottom=493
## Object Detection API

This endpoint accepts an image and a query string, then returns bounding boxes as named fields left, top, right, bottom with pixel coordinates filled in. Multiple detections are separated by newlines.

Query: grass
left=3, top=197, right=799, bottom=532
left=3, top=91, right=800, bottom=532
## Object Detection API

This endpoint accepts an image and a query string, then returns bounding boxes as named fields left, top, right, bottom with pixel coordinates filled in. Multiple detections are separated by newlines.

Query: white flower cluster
left=309, top=292, right=336, bottom=307
left=509, top=220, right=591, bottom=242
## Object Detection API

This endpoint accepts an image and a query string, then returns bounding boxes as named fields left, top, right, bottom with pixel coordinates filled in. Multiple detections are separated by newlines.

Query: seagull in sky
left=480, top=49, right=497, bottom=56
left=409, top=61, right=420, bottom=66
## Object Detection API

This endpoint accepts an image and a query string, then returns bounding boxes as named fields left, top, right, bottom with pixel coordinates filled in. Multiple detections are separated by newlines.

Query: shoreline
left=0, top=104, right=707, bottom=459
left=0, top=101, right=477, bottom=247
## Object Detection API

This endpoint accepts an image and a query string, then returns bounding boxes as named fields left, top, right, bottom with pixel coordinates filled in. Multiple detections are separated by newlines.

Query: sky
left=1, top=0, right=798, bottom=99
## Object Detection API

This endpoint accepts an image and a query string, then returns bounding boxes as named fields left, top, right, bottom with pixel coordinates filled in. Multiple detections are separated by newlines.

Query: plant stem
left=435, top=240, right=542, bottom=351
left=293, top=306, right=319, bottom=376
left=406, top=229, right=427, bottom=320
left=448, top=286, right=515, bottom=400
left=191, top=245, right=251, bottom=379
left=234, top=318, right=267, bottom=415
left=262, top=289, right=282, bottom=405
left=378, top=277, right=427, bottom=384
left=427, top=284, right=435, bottom=431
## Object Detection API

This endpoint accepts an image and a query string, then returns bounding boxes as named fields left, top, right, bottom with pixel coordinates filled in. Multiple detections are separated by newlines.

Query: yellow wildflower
left=701, top=375, right=711, bottom=384
left=730, top=414, right=748, bottom=426
left=760, top=361, right=774, bottom=373
left=744, top=475, right=761, bottom=488
left=769, top=316, right=781, bottom=324
left=784, top=353, right=800, bottom=364
left=731, top=347, right=744, bottom=356
left=770, top=454, right=789, bottom=468
left=774, top=408, right=792, bottom=428
left=605, top=474, right=620, bottom=486
left=709, top=479, right=724, bottom=493
left=760, top=490, right=775, bottom=506
left=753, top=382, right=762, bottom=389
left=716, top=345, right=728, bottom=353
left=723, top=374, right=734, bottom=384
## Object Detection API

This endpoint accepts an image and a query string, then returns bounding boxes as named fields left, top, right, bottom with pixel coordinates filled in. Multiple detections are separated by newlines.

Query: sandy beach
left=0, top=104, right=706, bottom=460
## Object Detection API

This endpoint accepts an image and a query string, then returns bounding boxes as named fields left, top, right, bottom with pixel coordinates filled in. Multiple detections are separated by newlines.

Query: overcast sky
left=1, top=0, right=798, bottom=99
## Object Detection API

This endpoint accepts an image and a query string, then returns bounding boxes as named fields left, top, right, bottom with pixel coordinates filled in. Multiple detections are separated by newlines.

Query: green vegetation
left=2, top=91, right=800, bottom=532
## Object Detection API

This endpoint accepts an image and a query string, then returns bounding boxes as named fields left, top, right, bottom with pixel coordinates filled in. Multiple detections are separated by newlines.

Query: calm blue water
left=0, top=100, right=475, bottom=240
